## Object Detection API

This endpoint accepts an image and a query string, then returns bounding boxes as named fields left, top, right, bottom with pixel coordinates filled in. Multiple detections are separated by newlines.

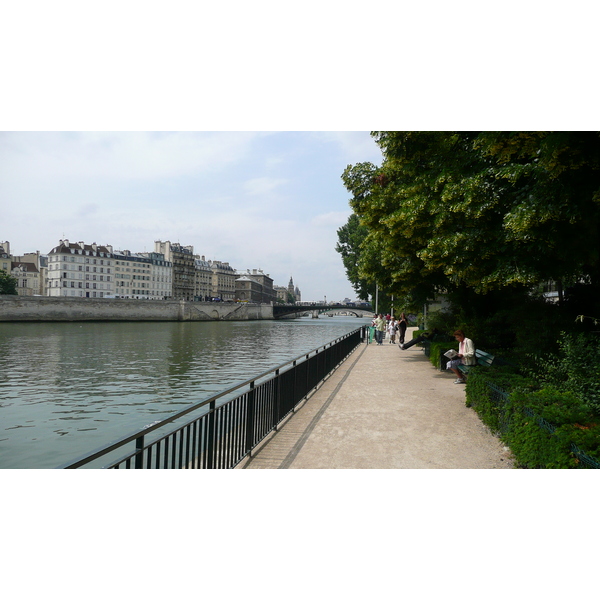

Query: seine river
left=0, top=316, right=368, bottom=469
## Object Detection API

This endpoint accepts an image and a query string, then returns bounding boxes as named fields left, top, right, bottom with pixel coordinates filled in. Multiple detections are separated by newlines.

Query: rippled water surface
left=0, top=317, right=366, bottom=468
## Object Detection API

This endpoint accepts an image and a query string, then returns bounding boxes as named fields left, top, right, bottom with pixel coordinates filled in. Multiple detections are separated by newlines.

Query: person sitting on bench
left=446, top=330, right=476, bottom=384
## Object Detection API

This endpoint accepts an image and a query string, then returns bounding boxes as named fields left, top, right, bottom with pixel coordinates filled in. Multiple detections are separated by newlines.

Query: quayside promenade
left=239, top=327, right=514, bottom=469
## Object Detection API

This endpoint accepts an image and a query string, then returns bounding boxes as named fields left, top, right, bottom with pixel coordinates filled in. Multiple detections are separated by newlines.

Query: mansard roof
left=11, top=261, right=39, bottom=273
left=49, top=239, right=113, bottom=257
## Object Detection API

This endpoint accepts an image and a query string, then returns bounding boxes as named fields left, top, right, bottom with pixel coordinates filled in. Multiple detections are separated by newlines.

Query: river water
left=0, top=316, right=367, bottom=469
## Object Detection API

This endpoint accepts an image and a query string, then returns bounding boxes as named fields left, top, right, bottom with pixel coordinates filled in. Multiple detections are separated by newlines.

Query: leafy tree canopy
left=340, top=132, right=600, bottom=312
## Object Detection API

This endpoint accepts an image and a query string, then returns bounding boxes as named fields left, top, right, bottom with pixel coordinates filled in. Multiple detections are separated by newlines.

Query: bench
left=457, top=349, right=495, bottom=378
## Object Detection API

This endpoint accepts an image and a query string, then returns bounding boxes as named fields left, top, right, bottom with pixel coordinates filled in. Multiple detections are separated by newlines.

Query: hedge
left=465, top=368, right=600, bottom=468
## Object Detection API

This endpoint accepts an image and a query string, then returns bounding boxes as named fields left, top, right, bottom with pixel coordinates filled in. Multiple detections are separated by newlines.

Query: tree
left=335, top=213, right=372, bottom=301
left=341, top=132, right=600, bottom=316
left=0, top=271, right=18, bottom=295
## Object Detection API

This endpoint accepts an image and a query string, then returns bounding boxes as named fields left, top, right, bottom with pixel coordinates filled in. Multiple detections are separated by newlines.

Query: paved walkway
left=240, top=327, right=513, bottom=469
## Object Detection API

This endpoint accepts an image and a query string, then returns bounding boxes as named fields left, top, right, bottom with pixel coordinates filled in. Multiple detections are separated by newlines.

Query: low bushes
left=465, top=368, right=600, bottom=468
left=428, top=341, right=456, bottom=370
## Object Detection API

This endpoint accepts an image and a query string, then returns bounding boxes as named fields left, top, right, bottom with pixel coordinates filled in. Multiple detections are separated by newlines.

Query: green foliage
left=465, top=370, right=600, bottom=467
left=428, top=341, right=456, bottom=370
left=563, top=423, right=600, bottom=464
left=335, top=213, right=373, bottom=301
left=465, top=369, right=537, bottom=432
left=509, top=387, right=595, bottom=427
left=525, top=333, right=600, bottom=415
left=505, top=388, right=596, bottom=468
left=423, top=310, right=456, bottom=335
left=340, top=131, right=600, bottom=318
left=505, top=410, right=577, bottom=468
left=0, top=271, right=18, bottom=295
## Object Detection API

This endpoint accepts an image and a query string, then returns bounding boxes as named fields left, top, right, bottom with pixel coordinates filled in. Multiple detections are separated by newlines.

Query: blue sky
left=1, top=131, right=383, bottom=301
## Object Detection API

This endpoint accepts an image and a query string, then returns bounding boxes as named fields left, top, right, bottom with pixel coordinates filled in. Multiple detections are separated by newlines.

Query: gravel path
left=241, top=328, right=514, bottom=469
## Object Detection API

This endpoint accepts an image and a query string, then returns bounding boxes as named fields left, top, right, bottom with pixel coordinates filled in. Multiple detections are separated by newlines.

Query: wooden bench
left=457, top=349, right=495, bottom=378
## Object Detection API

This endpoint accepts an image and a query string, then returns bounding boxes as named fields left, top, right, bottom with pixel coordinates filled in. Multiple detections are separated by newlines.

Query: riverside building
left=155, top=240, right=195, bottom=301
left=47, top=240, right=115, bottom=298
left=138, top=251, right=173, bottom=299
left=194, top=256, right=212, bottom=301
left=113, top=250, right=153, bottom=299
left=235, top=269, right=277, bottom=303
left=208, top=260, right=236, bottom=301
left=11, top=251, right=47, bottom=296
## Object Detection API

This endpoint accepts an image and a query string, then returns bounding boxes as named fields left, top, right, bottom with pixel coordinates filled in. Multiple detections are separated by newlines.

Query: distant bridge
left=273, top=303, right=373, bottom=319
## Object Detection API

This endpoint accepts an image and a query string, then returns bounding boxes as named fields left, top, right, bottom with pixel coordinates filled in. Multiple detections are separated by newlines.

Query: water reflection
left=0, top=317, right=366, bottom=468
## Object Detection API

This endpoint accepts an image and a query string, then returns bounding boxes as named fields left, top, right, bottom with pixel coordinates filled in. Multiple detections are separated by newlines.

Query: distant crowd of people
left=370, top=313, right=409, bottom=346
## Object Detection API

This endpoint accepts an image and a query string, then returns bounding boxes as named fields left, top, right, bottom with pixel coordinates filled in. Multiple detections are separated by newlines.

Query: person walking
left=397, top=312, right=409, bottom=344
left=388, top=318, right=397, bottom=344
left=374, top=314, right=386, bottom=345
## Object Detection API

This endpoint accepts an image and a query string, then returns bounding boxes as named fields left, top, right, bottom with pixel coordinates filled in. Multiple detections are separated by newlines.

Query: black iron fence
left=57, top=326, right=366, bottom=469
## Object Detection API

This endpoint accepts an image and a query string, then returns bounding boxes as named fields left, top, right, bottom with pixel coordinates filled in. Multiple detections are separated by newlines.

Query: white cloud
left=311, top=211, right=351, bottom=227
left=243, top=177, right=288, bottom=196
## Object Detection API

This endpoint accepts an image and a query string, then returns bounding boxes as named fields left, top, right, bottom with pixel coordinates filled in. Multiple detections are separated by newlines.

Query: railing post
left=245, top=381, right=256, bottom=455
left=135, top=435, right=144, bottom=469
left=292, top=360, right=297, bottom=410
left=207, top=400, right=216, bottom=469
left=274, top=368, right=281, bottom=430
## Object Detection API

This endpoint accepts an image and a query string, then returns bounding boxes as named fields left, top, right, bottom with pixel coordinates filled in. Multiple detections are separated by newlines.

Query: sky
left=0, top=131, right=383, bottom=302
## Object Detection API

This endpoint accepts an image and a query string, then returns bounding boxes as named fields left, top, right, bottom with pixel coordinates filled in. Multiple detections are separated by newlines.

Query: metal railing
left=57, top=326, right=366, bottom=469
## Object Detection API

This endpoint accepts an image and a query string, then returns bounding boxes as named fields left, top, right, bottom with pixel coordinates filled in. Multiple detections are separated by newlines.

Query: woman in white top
left=446, top=329, right=476, bottom=383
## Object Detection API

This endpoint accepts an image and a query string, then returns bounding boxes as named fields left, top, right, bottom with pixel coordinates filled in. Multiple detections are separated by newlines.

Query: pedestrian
left=446, top=329, right=476, bottom=384
left=374, top=313, right=386, bottom=345
left=388, top=318, right=397, bottom=344
left=397, top=312, right=408, bottom=344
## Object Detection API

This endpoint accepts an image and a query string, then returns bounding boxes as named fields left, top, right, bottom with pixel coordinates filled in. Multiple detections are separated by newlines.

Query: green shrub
left=525, top=333, right=600, bottom=415
left=504, top=410, right=576, bottom=468
left=563, top=423, right=600, bottom=465
left=465, top=369, right=537, bottom=434
left=429, top=341, right=456, bottom=370
left=505, top=388, right=596, bottom=468
left=509, top=387, right=594, bottom=427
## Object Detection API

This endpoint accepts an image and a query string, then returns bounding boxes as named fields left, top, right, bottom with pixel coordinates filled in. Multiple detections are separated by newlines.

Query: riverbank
left=0, top=295, right=273, bottom=321
left=240, top=327, right=514, bottom=468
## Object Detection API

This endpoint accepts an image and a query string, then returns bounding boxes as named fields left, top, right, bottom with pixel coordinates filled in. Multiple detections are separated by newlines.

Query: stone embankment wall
left=0, top=296, right=274, bottom=322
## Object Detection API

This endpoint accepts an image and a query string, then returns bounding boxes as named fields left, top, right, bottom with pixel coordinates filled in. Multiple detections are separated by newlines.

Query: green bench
left=457, top=349, right=495, bottom=378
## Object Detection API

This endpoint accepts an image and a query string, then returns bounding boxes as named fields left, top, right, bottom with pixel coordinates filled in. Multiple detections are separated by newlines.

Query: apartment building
left=208, top=260, right=236, bottom=300
left=155, top=240, right=195, bottom=301
left=12, top=251, right=47, bottom=295
left=113, top=250, right=153, bottom=299
left=138, top=251, right=173, bottom=299
left=235, top=269, right=277, bottom=303
left=47, top=240, right=115, bottom=297
left=194, top=256, right=212, bottom=300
